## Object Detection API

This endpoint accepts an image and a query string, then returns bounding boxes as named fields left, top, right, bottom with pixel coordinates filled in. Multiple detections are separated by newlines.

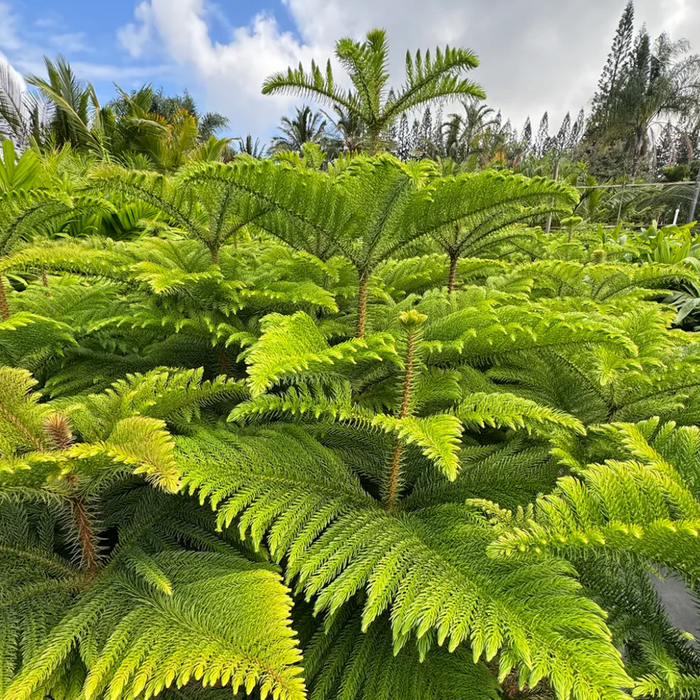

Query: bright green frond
left=243, top=312, right=398, bottom=396
left=457, top=392, right=586, bottom=436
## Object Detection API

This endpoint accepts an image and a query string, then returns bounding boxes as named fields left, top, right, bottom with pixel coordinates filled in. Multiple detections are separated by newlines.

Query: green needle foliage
left=3, top=112, right=700, bottom=700
left=180, top=154, right=577, bottom=335
left=0, top=367, right=304, bottom=700
left=262, top=29, right=485, bottom=154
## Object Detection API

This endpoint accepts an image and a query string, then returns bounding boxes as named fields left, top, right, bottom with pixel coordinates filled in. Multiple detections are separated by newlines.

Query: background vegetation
left=1, top=5, right=700, bottom=700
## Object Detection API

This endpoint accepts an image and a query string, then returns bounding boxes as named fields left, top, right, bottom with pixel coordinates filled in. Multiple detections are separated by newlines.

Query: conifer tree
left=569, top=109, right=586, bottom=150
left=7, top=25, right=700, bottom=696
left=533, top=112, right=550, bottom=158
left=395, top=113, right=410, bottom=160
left=520, top=117, right=532, bottom=154
left=553, top=113, right=571, bottom=157
left=262, top=29, right=484, bottom=154
left=588, top=1, right=635, bottom=136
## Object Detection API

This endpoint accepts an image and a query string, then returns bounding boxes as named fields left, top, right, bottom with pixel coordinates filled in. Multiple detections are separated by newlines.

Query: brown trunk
left=218, top=347, right=229, bottom=376
left=42, top=268, right=49, bottom=288
left=386, top=325, right=417, bottom=512
left=64, top=468, right=98, bottom=577
left=447, top=254, right=459, bottom=294
left=356, top=273, right=370, bottom=338
left=0, top=276, right=9, bottom=321
left=53, top=425, right=97, bottom=578
left=71, top=496, right=99, bottom=576
left=210, top=246, right=219, bottom=265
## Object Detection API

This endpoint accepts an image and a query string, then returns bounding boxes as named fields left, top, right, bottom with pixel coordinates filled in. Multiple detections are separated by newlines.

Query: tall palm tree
left=442, top=100, right=499, bottom=163
left=108, top=87, right=229, bottom=172
left=269, top=106, right=328, bottom=154
left=459, top=101, right=499, bottom=156
left=605, top=32, right=700, bottom=176
left=263, top=28, right=485, bottom=154
left=113, top=86, right=229, bottom=142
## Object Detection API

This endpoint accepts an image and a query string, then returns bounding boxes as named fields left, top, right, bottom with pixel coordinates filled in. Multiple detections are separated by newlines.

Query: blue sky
left=2, top=1, right=298, bottom=117
left=2, top=0, right=699, bottom=142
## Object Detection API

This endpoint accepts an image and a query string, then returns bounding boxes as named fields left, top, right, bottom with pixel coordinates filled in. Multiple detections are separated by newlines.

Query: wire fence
left=575, top=180, right=698, bottom=189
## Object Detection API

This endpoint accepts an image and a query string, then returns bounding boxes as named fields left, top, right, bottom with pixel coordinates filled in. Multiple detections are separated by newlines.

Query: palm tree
left=458, top=101, right=499, bottom=159
left=262, top=28, right=485, bottom=154
left=323, top=105, right=366, bottom=155
left=0, top=55, right=49, bottom=149
left=27, top=56, right=102, bottom=152
left=113, top=86, right=229, bottom=142
left=269, top=106, right=328, bottom=154
left=233, top=134, right=265, bottom=159
left=605, top=32, right=700, bottom=177
left=439, top=100, right=499, bottom=163
left=5, top=58, right=228, bottom=168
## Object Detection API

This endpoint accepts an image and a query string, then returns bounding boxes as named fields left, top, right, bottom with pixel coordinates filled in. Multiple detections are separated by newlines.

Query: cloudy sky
left=2, top=0, right=700, bottom=140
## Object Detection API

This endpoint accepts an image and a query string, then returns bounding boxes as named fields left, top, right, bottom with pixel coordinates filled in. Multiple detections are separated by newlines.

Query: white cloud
left=283, top=0, right=700, bottom=129
left=114, top=0, right=700, bottom=139
left=70, top=61, right=170, bottom=83
left=0, top=2, right=23, bottom=51
left=7, top=0, right=700, bottom=140
left=117, top=1, right=157, bottom=59
left=117, top=0, right=332, bottom=136
left=50, top=32, right=91, bottom=53
left=0, top=3, right=171, bottom=93
left=33, top=12, right=63, bottom=30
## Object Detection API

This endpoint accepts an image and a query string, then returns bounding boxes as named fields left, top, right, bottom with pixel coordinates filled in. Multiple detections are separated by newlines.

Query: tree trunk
left=0, top=276, right=9, bottom=321
left=219, top=347, right=229, bottom=376
left=209, top=246, right=219, bottom=266
left=71, top=496, right=99, bottom=576
left=64, top=469, right=99, bottom=578
left=631, top=151, right=639, bottom=179
left=369, top=125, right=381, bottom=156
left=447, top=253, right=459, bottom=294
left=688, top=165, right=700, bottom=224
left=356, top=273, right=370, bottom=338
left=386, top=320, right=418, bottom=512
left=545, top=159, right=560, bottom=234
left=631, top=126, right=644, bottom=178
left=386, top=444, right=403, bottom=513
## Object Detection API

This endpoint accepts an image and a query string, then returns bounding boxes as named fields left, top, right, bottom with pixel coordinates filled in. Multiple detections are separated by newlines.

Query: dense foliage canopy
left=2, top=14, right=700, bottom=700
